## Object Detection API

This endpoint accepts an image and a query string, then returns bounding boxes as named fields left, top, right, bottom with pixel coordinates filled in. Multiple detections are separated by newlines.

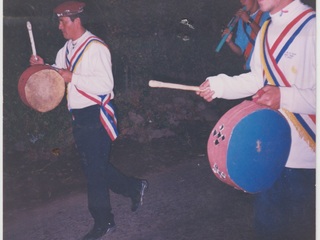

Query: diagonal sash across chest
left=66, top=35, right=118, bottom=141
left=260, top=9, right=316, bottom=151
left=66, top=36, right=105, bottom=72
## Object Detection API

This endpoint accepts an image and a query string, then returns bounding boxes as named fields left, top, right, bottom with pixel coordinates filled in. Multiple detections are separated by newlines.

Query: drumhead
left=18, top=65, right=65, bottom=112
left=207, top=101, right=291, bottom=193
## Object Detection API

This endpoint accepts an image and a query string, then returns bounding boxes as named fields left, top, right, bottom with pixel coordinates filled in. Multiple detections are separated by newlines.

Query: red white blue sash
left=260, top=9, right=316, bottom=151
left=66, top=35, right=118, bottom=141
left=66, top=36, right=105, bottom=72
left=75, top=88, right=118, bottom=141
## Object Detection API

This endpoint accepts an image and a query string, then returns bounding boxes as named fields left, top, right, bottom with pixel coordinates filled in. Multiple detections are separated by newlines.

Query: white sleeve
left=207, top=29, right=265, bottom=100
left=207, top=71, right=263, bottom=100
left=53, top=43, right=68, bottom=69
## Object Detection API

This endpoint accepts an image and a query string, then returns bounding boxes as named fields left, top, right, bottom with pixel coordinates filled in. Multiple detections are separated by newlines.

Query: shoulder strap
left=66, top=36, right=118, bottom=141
left=259, top=9, right=316, bottom=151
left=243, top=10, right=264, bottom=60
left=66, top=36, right=108, bottom=72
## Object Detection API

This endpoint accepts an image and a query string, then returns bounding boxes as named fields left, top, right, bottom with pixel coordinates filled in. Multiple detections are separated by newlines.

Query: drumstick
left=26, top=21, right=38, bottom=60
left=149, top=80, right=202, bottom=92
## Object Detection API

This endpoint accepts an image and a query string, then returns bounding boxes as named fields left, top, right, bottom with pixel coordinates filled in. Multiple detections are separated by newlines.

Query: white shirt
left=53, top=30, right=114, bottom=109
left=207, top=0, right=316, bottom=168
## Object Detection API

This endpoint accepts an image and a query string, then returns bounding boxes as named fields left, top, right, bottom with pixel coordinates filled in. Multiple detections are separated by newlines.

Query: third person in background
left=222, top=0, right=269, bottom=71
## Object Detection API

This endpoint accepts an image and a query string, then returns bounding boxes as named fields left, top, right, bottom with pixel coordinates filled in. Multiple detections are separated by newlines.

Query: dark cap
left=54, top=1, right=86, bottom=17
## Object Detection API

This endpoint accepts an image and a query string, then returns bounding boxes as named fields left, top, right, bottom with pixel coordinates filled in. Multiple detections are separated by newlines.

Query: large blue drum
left=207, top=100, right=291, bottom=193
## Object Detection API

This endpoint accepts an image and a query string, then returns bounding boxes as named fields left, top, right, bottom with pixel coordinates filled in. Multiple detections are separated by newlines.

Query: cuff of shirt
left=208, top=76, right=224, bottom=99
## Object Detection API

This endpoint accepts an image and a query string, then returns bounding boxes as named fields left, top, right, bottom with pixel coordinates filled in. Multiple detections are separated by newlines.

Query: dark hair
left=69, top=11, right=88, bottom=26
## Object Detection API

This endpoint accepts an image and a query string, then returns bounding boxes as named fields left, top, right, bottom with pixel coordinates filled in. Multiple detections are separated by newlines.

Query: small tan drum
left=18, top=65, right=65, bottom=112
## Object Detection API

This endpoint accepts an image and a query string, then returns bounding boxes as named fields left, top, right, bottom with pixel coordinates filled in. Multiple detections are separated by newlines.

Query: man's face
left=58, top=16, right=77, bottom=40
left=257, top=0, right=289, bottom=14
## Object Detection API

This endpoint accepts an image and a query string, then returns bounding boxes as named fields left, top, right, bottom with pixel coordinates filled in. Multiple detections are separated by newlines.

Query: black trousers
left=71, top=105, right=138, bottom=226
left=254, top=168, right=316, bottom=240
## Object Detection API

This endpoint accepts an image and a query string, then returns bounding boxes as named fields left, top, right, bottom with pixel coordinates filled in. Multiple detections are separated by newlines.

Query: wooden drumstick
left=149, top=80, right=202, bottom=92
left=26, top=21, right=38, bottom=60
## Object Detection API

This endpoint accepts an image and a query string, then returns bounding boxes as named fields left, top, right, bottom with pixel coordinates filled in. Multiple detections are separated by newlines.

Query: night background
left=2, top=0, right=316, bottom=239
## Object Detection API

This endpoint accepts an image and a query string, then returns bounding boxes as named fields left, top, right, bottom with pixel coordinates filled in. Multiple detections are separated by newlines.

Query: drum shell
left=18, top=65, right=65, bottom=112
left=207, top=100, right=291, bottom=193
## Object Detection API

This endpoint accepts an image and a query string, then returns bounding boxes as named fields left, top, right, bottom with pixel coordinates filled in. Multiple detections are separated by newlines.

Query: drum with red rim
left=18, top=65, right=65, bottom=112
left=207, top=100, right=291, bottom=193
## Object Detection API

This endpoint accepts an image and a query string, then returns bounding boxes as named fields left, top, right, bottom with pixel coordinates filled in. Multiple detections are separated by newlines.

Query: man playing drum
left=198, top=0, right=315, bottom=239
left=29, top=1, right=148, bottom=240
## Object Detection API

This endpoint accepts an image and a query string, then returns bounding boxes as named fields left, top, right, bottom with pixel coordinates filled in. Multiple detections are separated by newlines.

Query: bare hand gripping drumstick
left=26, top=21, right=38, bottom=60
left=149, top=80, right=202, bottom=92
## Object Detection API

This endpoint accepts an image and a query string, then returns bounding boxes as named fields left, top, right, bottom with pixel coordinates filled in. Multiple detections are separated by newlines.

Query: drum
left=18, top=65, right=65, bottom=112
left=207, top=100, right=291, bottom=193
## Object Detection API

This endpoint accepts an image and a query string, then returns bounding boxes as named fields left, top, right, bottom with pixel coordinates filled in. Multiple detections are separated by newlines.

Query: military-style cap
left=54, top=1, right=86, bottom=17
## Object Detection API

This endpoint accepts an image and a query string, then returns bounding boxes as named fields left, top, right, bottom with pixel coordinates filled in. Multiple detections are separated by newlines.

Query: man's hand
left=196, top=80, right=215, bottom=102
left=236, top=8, right=250, bottom=23
left=221, top=28, right=233, bottom=43
left=57, top=69, right=73, bottom=83
left=29, top=55, right=44, bottom=65
left=252, top=85, right=281, bottom=110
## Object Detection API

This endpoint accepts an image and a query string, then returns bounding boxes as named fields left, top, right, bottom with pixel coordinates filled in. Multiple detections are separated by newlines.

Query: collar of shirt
left=269, top=0, right=302, bottom=25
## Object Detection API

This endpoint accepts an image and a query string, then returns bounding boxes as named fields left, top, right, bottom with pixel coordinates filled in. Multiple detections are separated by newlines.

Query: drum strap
left=66, top=35, right=119, bottom=141
left=260, top=9, right=316, bottom=151
left=242, top=10, right=263, bottom=61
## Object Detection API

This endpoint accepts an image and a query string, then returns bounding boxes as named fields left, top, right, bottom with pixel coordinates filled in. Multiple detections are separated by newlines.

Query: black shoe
left=131, top=179, right=148, bottom=212
left=82, top=222, right=116, bottom=240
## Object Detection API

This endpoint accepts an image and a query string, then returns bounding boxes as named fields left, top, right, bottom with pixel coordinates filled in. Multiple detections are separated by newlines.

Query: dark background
left=3, top=0, right=316, bottom=217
